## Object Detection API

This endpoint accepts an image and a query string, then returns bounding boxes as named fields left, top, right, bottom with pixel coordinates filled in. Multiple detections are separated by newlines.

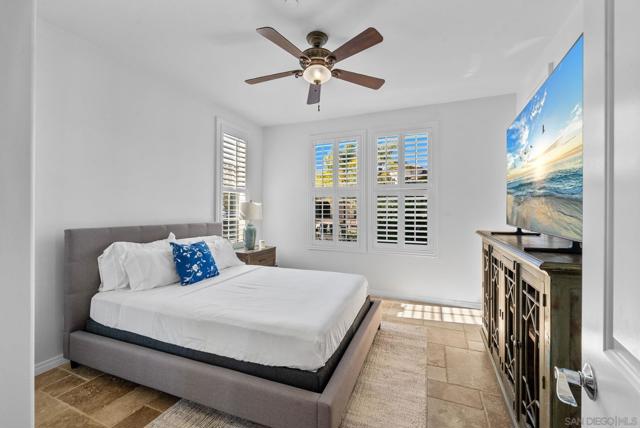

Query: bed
left=63, top=223, right=381, bottom=428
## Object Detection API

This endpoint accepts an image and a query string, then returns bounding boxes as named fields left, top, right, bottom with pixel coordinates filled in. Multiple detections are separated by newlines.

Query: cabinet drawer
left=251, top=252, right=276, bottom=266
left=237, top=247, right=276, bottom=266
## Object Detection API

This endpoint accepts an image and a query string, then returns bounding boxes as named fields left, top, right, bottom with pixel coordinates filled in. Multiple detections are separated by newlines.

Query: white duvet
left=90, top=265, right=368, bottom=371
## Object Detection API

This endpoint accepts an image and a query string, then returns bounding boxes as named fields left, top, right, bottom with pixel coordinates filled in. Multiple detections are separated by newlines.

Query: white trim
left=603, top=2, right=640, bottom=378
left=35, top=354, right=67, bottom=376
left=369, top=288, right=481, bottom=310
left=602, top=0, right=615, bottom=352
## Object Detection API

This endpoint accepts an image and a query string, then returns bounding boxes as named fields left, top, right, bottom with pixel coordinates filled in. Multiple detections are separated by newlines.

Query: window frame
left=308, top=130, right=367, bottom=252
left=215, top=117, right=249, bottom=245
left=367, top=124, right=438, bottom=256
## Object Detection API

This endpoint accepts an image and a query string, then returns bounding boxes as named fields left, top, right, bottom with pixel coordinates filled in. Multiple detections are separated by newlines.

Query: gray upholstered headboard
left=63, top=222, right=222, bottom=358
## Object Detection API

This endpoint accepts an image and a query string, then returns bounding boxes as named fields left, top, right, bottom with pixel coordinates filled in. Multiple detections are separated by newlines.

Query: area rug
left=147, top=321, right=428, bottom=428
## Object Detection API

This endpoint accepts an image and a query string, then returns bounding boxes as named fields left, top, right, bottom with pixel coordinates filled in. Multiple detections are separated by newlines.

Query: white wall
left=0, top=0, right=35, bottom=425
left=516, top=0, right=584, bottom=111
left=262, top=95, right=514, bottom=306
left=34, top=19, right=264, bottom=368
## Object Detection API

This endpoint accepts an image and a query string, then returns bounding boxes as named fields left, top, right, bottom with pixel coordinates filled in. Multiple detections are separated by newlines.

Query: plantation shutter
left=376, top=195, right=399, bottom=244
left=223, top=133, right=247, bottom=189
left=222, top=191, right=245, bottom=243
left=314, top=197, right=333, bottom=241
left=222, top=132, right=247, bottom=243
left=338, top=196, right=358, bottom=242
left=314, top=143, right=334, bottom=188
left=404, top=195, right=429, bottom=245
left=404, top=133, right=429, bottom=184
left=311, top=136, right=362, bottom=248
left=372, top=129, right=434, bottom=253
left=338, top=140, right=358, bottom=186
left=376, top=136, right=399, bottom=185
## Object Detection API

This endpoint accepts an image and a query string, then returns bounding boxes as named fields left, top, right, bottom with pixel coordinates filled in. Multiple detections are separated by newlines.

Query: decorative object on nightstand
left=240, top=201, right=262, bottom=250
left=236, top=246, right=276, bottom=267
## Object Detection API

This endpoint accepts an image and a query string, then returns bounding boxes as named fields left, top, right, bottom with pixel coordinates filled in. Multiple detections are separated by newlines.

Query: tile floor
left=35, top=361, right=179, bottom=428
left=35, top=299, right=511, bottom=427
left=380, top=299, right=512, bottom=428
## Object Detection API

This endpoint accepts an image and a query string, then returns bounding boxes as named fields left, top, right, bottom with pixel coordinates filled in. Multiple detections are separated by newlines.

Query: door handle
left=553, top=363, right=597, bottom=407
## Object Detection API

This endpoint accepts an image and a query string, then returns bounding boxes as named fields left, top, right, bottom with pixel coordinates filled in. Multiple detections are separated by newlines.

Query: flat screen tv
left=507, top=35, right=583, bottom=242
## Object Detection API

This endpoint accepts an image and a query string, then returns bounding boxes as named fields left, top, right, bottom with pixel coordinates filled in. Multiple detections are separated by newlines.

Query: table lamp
left=240, top=201, right=262, bottom=250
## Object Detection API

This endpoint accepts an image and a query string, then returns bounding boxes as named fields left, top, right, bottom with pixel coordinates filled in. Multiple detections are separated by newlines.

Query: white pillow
left=173, top=234, right=222, bottom=244
left=123, top=247, right=180, bottom=291
left=208, top=239, right=244, bottom=270
left=97, top=233, right=175, bottom=291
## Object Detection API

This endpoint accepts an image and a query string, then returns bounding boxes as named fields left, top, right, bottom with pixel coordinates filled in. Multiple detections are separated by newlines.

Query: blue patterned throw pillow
left=170, top=241, right=219, bottom=285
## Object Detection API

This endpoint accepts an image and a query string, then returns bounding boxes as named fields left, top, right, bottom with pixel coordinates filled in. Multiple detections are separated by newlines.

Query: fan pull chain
left=318, top=104, right=320, bottom=112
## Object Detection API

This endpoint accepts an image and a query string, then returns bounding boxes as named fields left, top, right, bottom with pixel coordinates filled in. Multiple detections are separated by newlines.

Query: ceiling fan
left=245, top=27, right=385, bottom=106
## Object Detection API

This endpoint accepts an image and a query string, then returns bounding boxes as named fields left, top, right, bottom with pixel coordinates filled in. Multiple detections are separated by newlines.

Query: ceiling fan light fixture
left=303, top=64, right=331, bottom=85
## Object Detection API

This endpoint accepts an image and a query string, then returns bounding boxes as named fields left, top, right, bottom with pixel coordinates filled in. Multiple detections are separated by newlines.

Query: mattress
left=86, top=298, right=371, bottom=392
left=89, top=265, right=369, bottom=371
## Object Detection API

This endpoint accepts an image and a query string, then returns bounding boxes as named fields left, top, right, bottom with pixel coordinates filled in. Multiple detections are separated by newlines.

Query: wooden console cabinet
left=478, top=231, right=582, bottom=428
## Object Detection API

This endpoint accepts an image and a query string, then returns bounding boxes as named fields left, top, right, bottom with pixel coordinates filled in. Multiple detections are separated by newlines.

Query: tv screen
left=507, top=35, right=583, bottom=242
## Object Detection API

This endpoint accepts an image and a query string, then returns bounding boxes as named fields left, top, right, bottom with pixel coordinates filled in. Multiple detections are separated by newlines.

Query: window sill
left=307, top=245, right=437, bottom=257
left=308, top=245, right=366, bottom=254
left=366, top=248, right=438, bottom=257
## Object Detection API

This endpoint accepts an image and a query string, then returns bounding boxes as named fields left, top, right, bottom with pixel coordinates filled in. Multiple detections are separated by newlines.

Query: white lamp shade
left=303, top=64, right=332, bottom=85
left=240, top=201, right=262, bottom=221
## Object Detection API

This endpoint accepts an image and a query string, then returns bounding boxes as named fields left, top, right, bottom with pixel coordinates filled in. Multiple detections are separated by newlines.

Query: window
left=372, top=129, right=434, bottom=253
left=310, top=134, right=364, bottom=249
left=308, top=126, right=436, bottom=255
left=219, top=130, right=247, bottom=243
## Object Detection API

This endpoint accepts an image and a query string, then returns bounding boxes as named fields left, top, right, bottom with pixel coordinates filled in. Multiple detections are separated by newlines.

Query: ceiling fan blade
left=332, top=69, right=385, bottom=89
left=256, top=27, right=304, bottom=59
left=245, top=70, right=300, bottom=85
left=307, top=83, right=321, bottom=105
left=330, top=27, right=383, bottom=63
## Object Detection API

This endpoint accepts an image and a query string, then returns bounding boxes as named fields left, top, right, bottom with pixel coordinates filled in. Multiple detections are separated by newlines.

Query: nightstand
left=235, top=246, right=276, bottom=266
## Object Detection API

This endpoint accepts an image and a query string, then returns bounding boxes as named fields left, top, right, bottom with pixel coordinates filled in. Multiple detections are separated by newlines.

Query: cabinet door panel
left=489, top=250, right=502, bottom=367
left=518, top=266, right=545, bottom=428
left=501, top=253, right=518, bottom=409
left=482, top=243, right=491, bottom=339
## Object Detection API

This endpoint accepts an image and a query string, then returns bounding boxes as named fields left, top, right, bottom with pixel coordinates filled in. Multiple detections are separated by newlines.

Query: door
left=580, top=0, right=640, bottom=422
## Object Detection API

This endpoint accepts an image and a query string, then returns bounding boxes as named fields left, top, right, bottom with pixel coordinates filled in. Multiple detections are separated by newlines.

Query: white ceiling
left=38, top=0, right=578, bottom=126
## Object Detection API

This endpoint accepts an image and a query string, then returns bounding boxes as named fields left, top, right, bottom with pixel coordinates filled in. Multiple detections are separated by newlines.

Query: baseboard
left=35, top=354, right=67, bottom=375
left=369, top=289, right=481, bottom=309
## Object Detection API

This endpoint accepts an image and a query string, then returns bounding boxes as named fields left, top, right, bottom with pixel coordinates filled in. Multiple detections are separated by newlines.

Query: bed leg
left=69, top=360, right=80, bottom=369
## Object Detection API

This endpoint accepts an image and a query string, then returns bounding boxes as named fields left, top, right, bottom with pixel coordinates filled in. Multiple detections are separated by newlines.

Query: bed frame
left=63, top=223, right=382, bottom=428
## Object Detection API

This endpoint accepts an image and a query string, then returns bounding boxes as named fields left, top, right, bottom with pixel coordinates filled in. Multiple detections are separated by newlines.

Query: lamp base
left=244, top=223, right=257, bottom=250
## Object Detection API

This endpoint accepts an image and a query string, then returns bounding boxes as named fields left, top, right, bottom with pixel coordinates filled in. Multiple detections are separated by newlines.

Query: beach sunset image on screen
left=507, top=36, right=583, bottom=242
